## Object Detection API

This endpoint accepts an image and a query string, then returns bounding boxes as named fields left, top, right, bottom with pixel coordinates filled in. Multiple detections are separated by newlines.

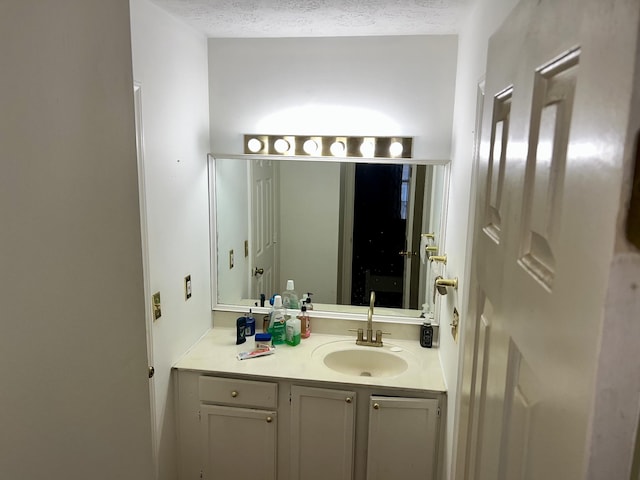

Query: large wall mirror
left=211, top=155, right=448, bottom=320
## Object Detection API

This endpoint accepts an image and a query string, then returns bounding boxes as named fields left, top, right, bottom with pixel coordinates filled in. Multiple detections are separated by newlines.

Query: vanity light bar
left=243, top=134, right=413, bottom=159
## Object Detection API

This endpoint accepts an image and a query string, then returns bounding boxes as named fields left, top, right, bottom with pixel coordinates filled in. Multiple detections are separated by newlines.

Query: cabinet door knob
left=231, top=391, right=238, bottom=398
left=345, top=397, right=353, bottom=404
left=266, top=416, right=273, bottom=423
left=373, top=403, right=380, bottom=410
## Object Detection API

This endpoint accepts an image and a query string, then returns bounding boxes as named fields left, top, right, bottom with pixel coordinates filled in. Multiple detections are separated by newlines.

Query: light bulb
left=247, top=138, right=263, bottom=153
left=330, top=141, right=346, bottom=157
left=274, top=138, right=290, bottom=153
left=303, top=139, right=318, bottom=155
left=360, top=139, right=375, bottom=157
left=389, top=141, right=403, bottom=157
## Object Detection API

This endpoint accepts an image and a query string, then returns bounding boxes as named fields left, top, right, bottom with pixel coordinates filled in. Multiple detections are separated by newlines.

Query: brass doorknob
left=231, top=391, right=238, bottom=398
left=254, top=267, right=264, bottom=276
left=429, top=255, right=447, bottom=264
left=345, top=397, right=353, bottom=404
left=436, top=277, right=458, bottom=289
left=373, top=403, right=380, bottom=410
left=266, top=416, right=273, bottom=423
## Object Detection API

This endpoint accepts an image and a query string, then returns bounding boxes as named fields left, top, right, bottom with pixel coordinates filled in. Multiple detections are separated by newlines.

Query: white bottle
left=285, top=314, right=301, bottom=346
left=282, top=279, right=299, bottom=310
left=269, top=295, right=286, bottom=345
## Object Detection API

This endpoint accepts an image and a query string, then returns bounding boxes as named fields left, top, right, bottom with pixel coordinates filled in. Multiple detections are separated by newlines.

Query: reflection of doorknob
left=398, top=250, right=416, bottom=257
left=254, top=267, right=264, bottom=276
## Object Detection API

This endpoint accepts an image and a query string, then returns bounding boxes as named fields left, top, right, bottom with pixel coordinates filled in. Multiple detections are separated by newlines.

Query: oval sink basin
left=322, top=348, right=408, bottom=378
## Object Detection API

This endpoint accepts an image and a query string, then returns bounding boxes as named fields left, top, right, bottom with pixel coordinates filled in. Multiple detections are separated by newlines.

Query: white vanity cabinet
left=290, top=385, right=357, bottom=480
left=366, top=396, right=440, bottom=480
left=176, top=371, right=444, bottom=480
left=200, top=404, right=277, bottom=480
left=178, top=375, right=279, bottom=480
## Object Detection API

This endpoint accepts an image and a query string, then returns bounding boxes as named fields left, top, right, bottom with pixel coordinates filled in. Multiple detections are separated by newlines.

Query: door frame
left=133, top=81, right=158, bottom=479
left=337, top=163, right=356, bottom=304
left=452, top=78, right=486, bottom=480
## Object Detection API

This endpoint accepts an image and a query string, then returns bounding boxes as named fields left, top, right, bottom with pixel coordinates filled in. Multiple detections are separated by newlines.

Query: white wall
left=208, top=36, right=458, bottom=159
left=279, top=161, right=341, bottom=304
left=214, top=158, right=250, bottom=303
left=129, top=1, right=212, bottom=478
left=0, top=1, right=153, bottom=478
left=440, top=0, right=519, bottom=478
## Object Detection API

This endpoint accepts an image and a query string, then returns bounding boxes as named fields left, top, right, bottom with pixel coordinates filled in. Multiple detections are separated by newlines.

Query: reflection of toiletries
left=245, top=309, right=256, bottom=336
left=262, top=315, right=270, bottom=333
left=285, top=314, right=301, bottom=346
left=260, top=293, right=266, bottom=307
left=302, top=292, right=314, bottom=310
left=420, top=322, right=433, bottom=348
left=282, top=280, right=299, bottom=310
left=298, top=305, right=311, bottom=339
left=236, top=317, right=247, bottom=345
left=269, top=295, right=286, bottom=345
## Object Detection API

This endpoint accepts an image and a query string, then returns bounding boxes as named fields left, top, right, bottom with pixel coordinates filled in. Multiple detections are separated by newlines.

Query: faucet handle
left=349, top=328, right=364, bottom=342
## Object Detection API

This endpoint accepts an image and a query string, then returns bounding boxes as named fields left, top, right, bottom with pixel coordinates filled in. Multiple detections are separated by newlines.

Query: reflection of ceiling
left=150, top=0, right=470, bottom=37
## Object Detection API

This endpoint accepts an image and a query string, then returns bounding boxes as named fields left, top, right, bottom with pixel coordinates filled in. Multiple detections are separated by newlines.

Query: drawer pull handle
left=373, top=403, right=380, bottom=410
left=345, top=397, right=353, bottom=404
left=266, top=416, right=273, bottom=423
left=231, top=391, right=238, bottom=398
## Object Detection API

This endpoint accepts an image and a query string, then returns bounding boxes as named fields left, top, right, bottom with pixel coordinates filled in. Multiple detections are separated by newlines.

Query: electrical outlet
left=184, top=275, right=192, bottom=300
left=152, top=292, right=161, bottom=320
left=452, top=307, right=460, bottom=342
left=244, top=240, right=249, bottom=257
left=229, top=249, right=234, bottom=269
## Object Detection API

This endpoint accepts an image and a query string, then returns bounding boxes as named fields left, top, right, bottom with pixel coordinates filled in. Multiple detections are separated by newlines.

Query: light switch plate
left=152, top=292, right=161, bottom=320
left=184, top=275, right=192, bottom=300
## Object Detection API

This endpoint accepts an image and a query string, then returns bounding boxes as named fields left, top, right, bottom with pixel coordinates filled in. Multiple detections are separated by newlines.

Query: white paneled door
left=251, top=159, right=278, bottom=299
left=457, top=0, right=640, bottom=479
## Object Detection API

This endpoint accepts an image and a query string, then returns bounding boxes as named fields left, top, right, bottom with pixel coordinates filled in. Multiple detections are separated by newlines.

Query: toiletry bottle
left=269, top=295, right=286, bottom=345
left=298, top=305, right=311, bottom=339
left=304, top=292, right=313, bottom=310
left=282, top=280, right=299, bottom=310
left=285, top=312, right=301, bottom=346
left=236, top=316, right=247, bottom=345
left=245, top=309, right=256, bottom=337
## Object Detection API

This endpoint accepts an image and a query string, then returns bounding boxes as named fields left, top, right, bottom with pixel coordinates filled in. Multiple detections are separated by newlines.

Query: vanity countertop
left=174, top=328, right=446, bottom=393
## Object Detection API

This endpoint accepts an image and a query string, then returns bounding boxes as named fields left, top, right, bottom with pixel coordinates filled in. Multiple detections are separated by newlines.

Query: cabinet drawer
left=198, top=376, right=278, bottom=409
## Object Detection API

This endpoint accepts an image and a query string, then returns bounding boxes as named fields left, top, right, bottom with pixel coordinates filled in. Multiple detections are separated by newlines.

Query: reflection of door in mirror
left=250, top=159, right=278, bottom=300
left=343, top=164, right=425, bottom=309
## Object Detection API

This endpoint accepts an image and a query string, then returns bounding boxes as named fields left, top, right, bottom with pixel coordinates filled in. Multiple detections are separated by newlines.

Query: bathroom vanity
left=174, top=328, right=446, bottom=480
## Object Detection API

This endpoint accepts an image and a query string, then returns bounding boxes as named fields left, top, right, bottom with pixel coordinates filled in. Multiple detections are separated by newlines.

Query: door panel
left=458, top=0, right=640, bottom=479
left=366, top=396, right=439, bottom=480
left=290, top=386, right=356, bottom=480
left=251, top=159, right=278, bottom=298
left=200, top=404, right=277, bottom=480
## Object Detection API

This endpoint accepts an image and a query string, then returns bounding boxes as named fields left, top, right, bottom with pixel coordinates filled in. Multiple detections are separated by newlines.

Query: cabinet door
left=366, top=396, right=439, bottom=480
left=200, top=404, right=277, bottom=480
left=291, top=385, right=356, bottom=480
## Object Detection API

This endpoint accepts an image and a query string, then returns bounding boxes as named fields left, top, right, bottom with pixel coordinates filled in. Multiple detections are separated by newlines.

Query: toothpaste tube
left=236, top=346, right=276, bottom=361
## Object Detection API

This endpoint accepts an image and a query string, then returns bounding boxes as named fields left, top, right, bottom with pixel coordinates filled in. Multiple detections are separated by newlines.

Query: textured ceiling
left=150, top=0, right=470, bottom=37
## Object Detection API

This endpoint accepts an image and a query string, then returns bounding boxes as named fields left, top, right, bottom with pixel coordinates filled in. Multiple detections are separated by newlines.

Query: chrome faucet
left=355, top=291, right=384, bottom=347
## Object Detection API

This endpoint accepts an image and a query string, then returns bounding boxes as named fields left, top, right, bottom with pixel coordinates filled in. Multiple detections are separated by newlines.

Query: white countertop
left=174, top=328, right=447, bottom=393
